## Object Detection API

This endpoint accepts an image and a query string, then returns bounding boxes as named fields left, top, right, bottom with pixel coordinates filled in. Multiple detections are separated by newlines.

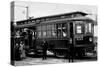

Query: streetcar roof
left=29, top=11, right=87, bottom=20
left=15, top=16, right=94, bottom=28
left=34, top=17, right=94, bottom=25
left=16, top=11, right=87, bottom=23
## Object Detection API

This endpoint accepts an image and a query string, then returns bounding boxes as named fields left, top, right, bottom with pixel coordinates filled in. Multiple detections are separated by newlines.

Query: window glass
left=76, top=25, right=82, bottom=34
left=62, top=32, right=67, bottom=37
left=57, top=29, right=62, bottom=37
left=41, top=25, right=46, bottom=30
left=51, top=24, right=56, bottom=30
left=37, top=26, right=41, bottom=31
left=62, top=29, right=67, bottom=37
left=47, top=25, right=52, bottom=30
left=32, top=31, right=35, bottom=36
left=62, top=23, right=67, bottom=37
left=47, top=31, right=51, bottom=37
left=42, top=31, right=46, bottom=37
left=89, top=23, right=92, bottom=33
left=85, top=24, right=88, bottom=33
left=57, top=24, right=62, bottom=29
left=85, top=23, right=92, bottom=33
left=37, top=31, right=41, bottom=38
left=56, top=24, right=62, bottom=37
left=52, top=30, right=57, bottom=37
left=56, top=23, right=68, bottom=37
left=62, top=23, right=67, bottom=27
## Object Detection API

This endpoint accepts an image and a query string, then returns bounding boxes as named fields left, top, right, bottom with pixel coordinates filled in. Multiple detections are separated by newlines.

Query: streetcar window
left=51, top=24, right=57, bottom=37
left=56, top=24, right=62, bottom=37
left=37, top=31, right=41, bottom=38
left=56, top=23, right=67, bottom=37
left=41, top=25, right=46, bottom=30
left=85, top=23, right=92, bottom=33
left=57, top=29, right=62, bottom=37
left=46, top=24, right=53, bottom=37
left=42, top=31, right=46, bottom=37
left=62, top=23, right=67, bottom=37
left=47, top=25, right=52, bottom=30
left=37, top=26, right=41, bottom=31
left=75, top=21, right=84, bottom=34
left=76, top=25, right=82, bottom=33
left=52, top=24, right=56, bottom=30
left=89, top=23, right=92, bottom=32
left=52, top=30, right=57, bottom=37
left=47, top=31, right=51, bottom=37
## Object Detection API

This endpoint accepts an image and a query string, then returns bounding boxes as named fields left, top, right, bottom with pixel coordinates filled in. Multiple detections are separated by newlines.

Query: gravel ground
left=15, top=55, right=97, bottom=66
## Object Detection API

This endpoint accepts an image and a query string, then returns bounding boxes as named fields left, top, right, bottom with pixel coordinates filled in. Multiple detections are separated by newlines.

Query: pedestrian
left=15, top=30, right=20, bottom=46
left=19, top=41, right=26, bottom=60
left=28, top=30, right=32, bottom=47
left=21, top=28, right=28, bottom=46
left=68, top=43, right=75, bottom=62
left=15, top=30, right=21, bottom=60
left=42, top=41, right=48, bottom=60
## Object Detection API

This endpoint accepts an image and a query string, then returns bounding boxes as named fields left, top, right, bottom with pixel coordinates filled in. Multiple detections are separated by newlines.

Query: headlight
left=89, top=38, right=92, bottom=42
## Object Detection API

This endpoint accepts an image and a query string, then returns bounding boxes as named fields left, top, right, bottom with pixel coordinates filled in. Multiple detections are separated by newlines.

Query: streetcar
left=13, top=11, right=95, bottom=57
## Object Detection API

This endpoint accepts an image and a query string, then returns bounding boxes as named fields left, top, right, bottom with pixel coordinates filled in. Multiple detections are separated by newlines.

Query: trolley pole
left=26, top=6, right=29, bottom=20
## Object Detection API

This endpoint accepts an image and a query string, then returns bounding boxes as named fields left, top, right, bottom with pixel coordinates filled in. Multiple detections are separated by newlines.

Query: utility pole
left=13, top=5, right=29, bottom=21
left=26, top=6, right=29, bottom=20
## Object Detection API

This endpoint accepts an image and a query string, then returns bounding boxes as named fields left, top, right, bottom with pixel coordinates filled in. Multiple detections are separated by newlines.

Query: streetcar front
left=73, top=17, right=95, bottom=56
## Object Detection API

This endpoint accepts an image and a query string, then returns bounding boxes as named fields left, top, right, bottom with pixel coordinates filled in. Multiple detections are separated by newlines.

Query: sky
left=12, top=1, right=97, bottom=36
left=13, top=1, right=97, bottom=21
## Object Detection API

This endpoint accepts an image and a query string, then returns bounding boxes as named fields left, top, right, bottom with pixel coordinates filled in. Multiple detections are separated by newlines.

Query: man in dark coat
left=15, top=44, right=21, bottom=60
left=42, top=41, right=48, bottom=60
left=68, top=43, right=75, bottom=62
left=21, top=28, right=28, bottom=46
left=15, top=31, right=21, bottom=61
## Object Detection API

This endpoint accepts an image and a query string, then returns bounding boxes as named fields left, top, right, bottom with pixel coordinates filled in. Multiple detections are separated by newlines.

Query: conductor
left=68, top=43, right=75, bottom=62
left=42, top=41, right=48, bottom=60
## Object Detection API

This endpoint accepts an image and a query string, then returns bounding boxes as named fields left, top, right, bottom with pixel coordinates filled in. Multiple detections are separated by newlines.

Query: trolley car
left=14, top=11, right=95, bottom=57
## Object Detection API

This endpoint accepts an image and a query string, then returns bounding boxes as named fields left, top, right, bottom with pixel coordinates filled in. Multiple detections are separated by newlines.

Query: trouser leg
left=69, top=59, right=70, bottom=62
left=44, top=55, right=46, bottom=59
left=42, top=54, right=44, bottom=60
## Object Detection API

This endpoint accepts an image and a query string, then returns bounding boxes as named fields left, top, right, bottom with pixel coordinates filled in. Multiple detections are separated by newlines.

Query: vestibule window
left=85, top=23, right=92, bottom=34
left=76, top=25, right=82, bottom=33
left=75, top=23, right=84, bottom=34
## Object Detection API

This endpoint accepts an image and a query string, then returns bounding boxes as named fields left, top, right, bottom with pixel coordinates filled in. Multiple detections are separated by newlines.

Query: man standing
left=68, top=22, right=75, bottom=62
left=68, top=43, right=75, bottom=62
left=42, top=41, right=48, bottom=60
left=19, top=41, right=26, bottom=59
left=21, top=28, right=28, bottom=47
left=15, top=30, right=21, bottom=60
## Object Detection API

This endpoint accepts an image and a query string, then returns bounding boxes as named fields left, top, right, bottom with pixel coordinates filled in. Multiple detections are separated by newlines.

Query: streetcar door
left=69, top=22, right=75, bottom=45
